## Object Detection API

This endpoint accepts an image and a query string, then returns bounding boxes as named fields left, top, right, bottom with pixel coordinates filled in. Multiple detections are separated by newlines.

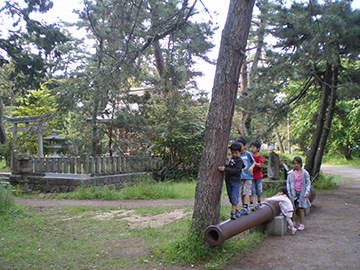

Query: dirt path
left=13, top=165, right=360, bottom=269
left=228, top=164, right=360, bottom=270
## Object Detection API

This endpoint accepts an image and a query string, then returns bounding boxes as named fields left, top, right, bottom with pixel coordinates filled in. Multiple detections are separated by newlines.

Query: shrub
left=0, top=185, right=15, bottom=215
left=0, top=184, right=28, bottom=220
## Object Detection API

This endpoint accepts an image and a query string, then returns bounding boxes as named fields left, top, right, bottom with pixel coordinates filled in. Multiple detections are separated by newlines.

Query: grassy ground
left=0, top=183, right=265, bottom=270
left=322, top=154, right=360, bottom=167
left=0, top=157, right=350, bottom=269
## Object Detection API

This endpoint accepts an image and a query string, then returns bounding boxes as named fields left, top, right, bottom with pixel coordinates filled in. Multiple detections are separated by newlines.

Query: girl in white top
left=267, top=186, right=297, bottom=235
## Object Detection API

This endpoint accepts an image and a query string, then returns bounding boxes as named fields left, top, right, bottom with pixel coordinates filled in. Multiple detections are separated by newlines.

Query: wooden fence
left=14, top=154, right=163, bottom=175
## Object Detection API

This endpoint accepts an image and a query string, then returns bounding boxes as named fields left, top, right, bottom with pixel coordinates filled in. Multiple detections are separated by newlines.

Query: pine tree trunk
left=287, top=114, right=291, bottom=154
left=239, top=60, right=249, bottom=136
left=305, top=63, right=331, bottom=174
left=0, top=98, right=7, bottom=144
left=313, top=65, right=338, bottom=175
left=191, top=0, right=255, bottom=237
left=274, top=126, right=284, bottom=153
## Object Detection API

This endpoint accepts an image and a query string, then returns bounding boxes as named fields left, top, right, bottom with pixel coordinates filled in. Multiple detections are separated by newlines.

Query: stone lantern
left=16, top=145, right=32, bottom=193
left=43, top=129, right=65, bottom=157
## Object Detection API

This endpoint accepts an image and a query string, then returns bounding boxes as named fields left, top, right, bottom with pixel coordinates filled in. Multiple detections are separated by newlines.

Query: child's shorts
left=251, top=177, right=263, bottom=196
left=240, top=179, right=252, bottom=196
left=294, top=191, right=304, bottom=209
left=226, top=182, right=241, bottom=205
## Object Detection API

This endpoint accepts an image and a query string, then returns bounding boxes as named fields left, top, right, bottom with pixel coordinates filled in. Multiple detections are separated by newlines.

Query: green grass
left=1, top=157, right=351, bottom=269
left=16, top=174, right=197, bottom=200
left=311, top=172, right=342, bottom=191
left=0, top=203, right=264, bottom=269
left=322, top=154, right=360, bottom=167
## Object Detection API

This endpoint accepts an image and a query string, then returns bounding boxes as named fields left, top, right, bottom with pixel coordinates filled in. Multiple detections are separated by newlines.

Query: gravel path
left=13, top=164, right=360, bottom=269
left=228, top=164, right=360, bottom=270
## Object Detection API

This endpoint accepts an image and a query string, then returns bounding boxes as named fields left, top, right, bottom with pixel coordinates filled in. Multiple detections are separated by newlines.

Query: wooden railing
left=14, top=153, right=163, bottom=175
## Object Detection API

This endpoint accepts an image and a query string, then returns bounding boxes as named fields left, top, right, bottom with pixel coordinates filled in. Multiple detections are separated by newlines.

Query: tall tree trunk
left=0, top=98, right=7, bottom=144
left=149, top=3, right=165, bottom=79
left=274, top=126, right=284, bottom=153
left=313, top=65, right=338, bottom=176
left=239, top=60, right=249, bottom=136
left=249, top=0, right=266, bottom=87
left=287, top=114, right=291, bottom=154
left=305, top=63, right=331, bottom=175
left=192, top=0, right=255, bottom=237
left=238, top=0, right=267, bottom=137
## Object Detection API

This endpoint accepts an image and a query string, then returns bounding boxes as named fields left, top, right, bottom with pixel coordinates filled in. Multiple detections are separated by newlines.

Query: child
left=218, top=142, right=244, bottom=220
left=236, top=137, right=255, bottom=215
left=266, top=186, right=297, bottom=235
left=287, top=156, right=311, bottom=231
left=249, top=141, right=263, bottom=210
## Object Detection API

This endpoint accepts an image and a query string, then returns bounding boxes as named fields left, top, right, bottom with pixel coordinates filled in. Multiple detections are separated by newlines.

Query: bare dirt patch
left=92, top=208, right=190, bottom=228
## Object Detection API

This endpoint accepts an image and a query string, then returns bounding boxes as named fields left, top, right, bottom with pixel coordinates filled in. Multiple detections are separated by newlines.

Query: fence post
left=90, top=156, right=94, bottom=174
left=116, top=155, right=121, bottom=173
left=70, top=156, right=75, bottom=174
left=45, top=157, right=50, bottom=172
left=95, top=156, right=100, bottom=174
left=111, top=156, right=115, bottom=173
left=54, top=157, right=59, bottom=173
left=34, top=156, right=39, bottom=173
left=40, top=157, right=44, bottom=173
left=76, top=156, right=81, bottom=174
left=106, top=157, right=111, bottom=173
left=101, top=156, right=105, bottom=174
left=63, top=156, right=68, bottom=174
left=83, top=153, right=89, bottom=174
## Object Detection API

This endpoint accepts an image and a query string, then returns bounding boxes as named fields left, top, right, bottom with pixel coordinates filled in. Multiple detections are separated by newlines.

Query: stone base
left=265, top=215, right=287, bottom=236
left=9, top=172, right=144, bottom=193
left=251, top=215, right=287, bottom=236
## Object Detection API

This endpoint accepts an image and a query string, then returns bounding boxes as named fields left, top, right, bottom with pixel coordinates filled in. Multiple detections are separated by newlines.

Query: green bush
left=311, top=173, right=338, bottom=191
left=0, top=185, right=28, bottom=220
left=0, top=185, right=14, bottom=215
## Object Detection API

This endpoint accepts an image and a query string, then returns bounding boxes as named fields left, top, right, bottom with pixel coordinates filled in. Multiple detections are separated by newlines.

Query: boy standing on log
left=218, top=142, right=243, bottom=220
left=236, top=137, right=255, bottom=215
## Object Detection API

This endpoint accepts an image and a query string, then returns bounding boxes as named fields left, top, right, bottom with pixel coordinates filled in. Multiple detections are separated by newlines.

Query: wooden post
left=90, top=156, right=94, bottom=174
left=95, top=156, right=100, bottom=174
left=63, top=156, right=68, bottom=174
left=76, top=156, right=81, bottom=174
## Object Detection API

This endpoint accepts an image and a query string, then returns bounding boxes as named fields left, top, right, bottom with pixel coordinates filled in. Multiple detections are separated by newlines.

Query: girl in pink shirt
left=286, top=156, right=311, bottom=231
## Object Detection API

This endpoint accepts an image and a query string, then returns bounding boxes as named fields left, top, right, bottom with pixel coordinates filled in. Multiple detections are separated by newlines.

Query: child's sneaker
left=240, top=207, right=249, bottom=215
left=291, top=227, right=297, bottom=235
left=287, top=226, right=292, bottom=230
left=297, top=224, right=305, bottom=231
left=255, top=203, right=261, bottom=210
left=249, top=204, right=255, bottom=211
left=235, top=209, right=241, bottom=218
left=230, top=211, right=236, bottom=220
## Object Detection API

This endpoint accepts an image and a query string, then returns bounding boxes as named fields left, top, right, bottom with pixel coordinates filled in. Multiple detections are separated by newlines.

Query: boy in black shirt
left=218, top=142, right=243, bottom=220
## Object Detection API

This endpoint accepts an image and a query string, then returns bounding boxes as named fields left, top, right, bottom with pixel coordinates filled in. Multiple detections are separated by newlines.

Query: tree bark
left=239, top=60, right=249, bottom=136
left=0, top=97, right=7, bottom=144
left=191, top=0, right=255, bottom=237
left=313, top=65, right=338, bottom=175
left=287, top=114, right=291, bottom=154
left=305, top=63, right=331, bottom=175
left=274, top=126, right=284, bottom=153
